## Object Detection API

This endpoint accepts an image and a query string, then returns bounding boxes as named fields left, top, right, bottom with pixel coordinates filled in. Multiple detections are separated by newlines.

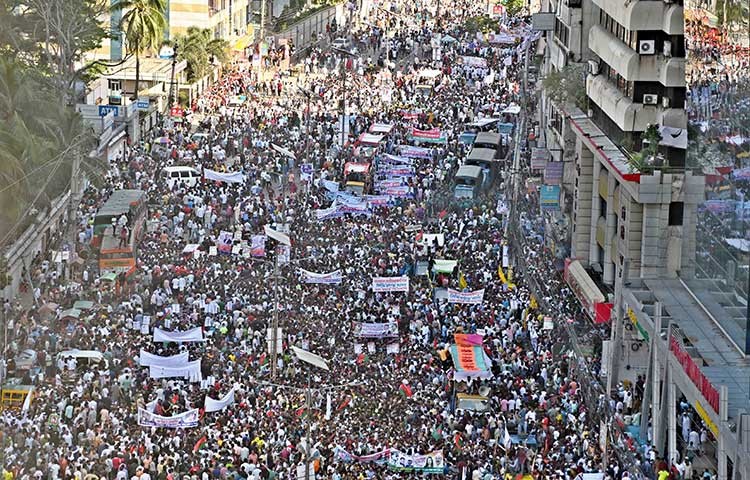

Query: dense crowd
left=0, top=1, right=650, bottom=479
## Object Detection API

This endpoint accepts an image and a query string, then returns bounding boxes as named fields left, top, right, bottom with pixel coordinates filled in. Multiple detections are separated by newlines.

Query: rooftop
left=103, top=56, right=187, bottom=83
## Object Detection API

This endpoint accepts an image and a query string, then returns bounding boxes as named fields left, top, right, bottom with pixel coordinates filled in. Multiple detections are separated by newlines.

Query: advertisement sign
left=98, top=105, right=119, bottom=117
left=300, top=163, right=313, bottom=182
left=299, top=269, right=343, bottom=284
left=136, top=98, right=150, bottom=110
left=670, top=331, right=720, bottom=412
left=170, top=106, right=184, bottom=118
left=544, top=161, right=564, bottom=185
left=540, top=185, right=561, bottom=210
left=372, top=276, right=410, bottom=293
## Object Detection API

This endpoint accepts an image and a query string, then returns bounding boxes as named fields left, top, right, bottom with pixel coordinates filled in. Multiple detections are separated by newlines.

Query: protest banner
left=203, top=169, right=244, bottom=184
left=204, top=387, right=236, bottom=412
left=447, top=289, right=485, bottom=305
left=387, top=450, right=444, bottom=473
left=139, top=350, right=189, bottom=368
left=299, top=269, right=343, bottom=284
left=153, top=327, right=205, bottom=343
left=353, top=321, right=399, bottom=338
left=372, top=276, right=410, bottom=293
left=138, top=408, right=200, bottom=428
left=251, top=235, right=266, bottom=256
left=217, top=231, right=233, bottom=254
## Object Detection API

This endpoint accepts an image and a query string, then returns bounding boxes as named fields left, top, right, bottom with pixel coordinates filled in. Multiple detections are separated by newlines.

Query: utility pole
left=271, top=257, right=280, bottom=379
left=304, top=378, right=312, bottom=480
left=505, top=40, right=530, bottom=242
left=168, top=46, right=179, bottom=108
left=340, top=57, right=347, bottom=147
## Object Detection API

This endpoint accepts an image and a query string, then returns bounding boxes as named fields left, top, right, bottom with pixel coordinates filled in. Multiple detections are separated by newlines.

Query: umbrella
left=154, top=136, right=171, bottom=144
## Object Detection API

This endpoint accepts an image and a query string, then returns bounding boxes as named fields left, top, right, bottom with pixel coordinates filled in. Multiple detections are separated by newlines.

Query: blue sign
left=540, top=185, right=561, bottom=211
left=98, top=105, right=119, bottom=117
left=136, top=101, right=149, bottom=110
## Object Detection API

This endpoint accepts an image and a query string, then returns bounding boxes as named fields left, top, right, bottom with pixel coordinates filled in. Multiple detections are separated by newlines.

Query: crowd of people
left=1, top=0, right=653, bottom=479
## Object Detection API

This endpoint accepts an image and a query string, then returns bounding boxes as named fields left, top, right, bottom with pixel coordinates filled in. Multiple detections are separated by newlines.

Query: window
left=554, top=18, right=570, bottom=48
left=108, top=79, right=121, bottom=91
left=668, top=202, right=684, bottom=226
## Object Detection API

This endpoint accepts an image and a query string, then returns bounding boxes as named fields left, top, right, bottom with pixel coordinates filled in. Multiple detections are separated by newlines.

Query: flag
left=337, top=395, right=351, bottom=411
left=530, top=295, right=538, bottom=310
left=325, top=393, right=332, bottom=421
left=356, top=353, right=367, bottom=365
left=399, top=382, right=413, bottom=398
left=503, top=424, right=512, bottom=450
left=21, top=387, right=33, bottom=413
left=431, top=426, right=443, bottom=440
left=454, top=432, right=464, bottom=449
left=193, top=435, right=208, bottom=453
left=458, top=272, right=468, bottom=290
left=295, top=406, right=306, bottom=417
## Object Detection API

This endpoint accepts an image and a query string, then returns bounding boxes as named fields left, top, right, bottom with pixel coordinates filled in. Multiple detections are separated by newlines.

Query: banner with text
left=447, top=289, right=485, bottom=305
left=387, top=450, right=445, bottom=474
left=372, top=276, right=410, bottom=293
left=299, top=269, right=343, bottom=284
left=138, top=408, right=200, bottom=428
left=353, top=321, right=399, bottom=338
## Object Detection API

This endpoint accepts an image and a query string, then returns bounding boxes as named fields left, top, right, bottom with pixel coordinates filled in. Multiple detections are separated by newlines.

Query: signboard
left=170, top=106, right=184, bottom=117
left=136, top=98, right=150, bottom=110
left=300, top=163, right=313, bottom=182
left=694, top=400, right=719, bottom=437
left=531, top=147, right=549, bottom=170
left=544, top=161, right=564, bottom=185
left=540, top=185, right=560, bottom=210
left=532, top=12, right=556, bottom=31
left=670, top=331, right=720, bottom=412
left=98, top=105, right=119, bottom=117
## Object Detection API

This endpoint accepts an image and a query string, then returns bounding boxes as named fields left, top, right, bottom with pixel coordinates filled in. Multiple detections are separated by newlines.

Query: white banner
left=153, top=327, right=205, bottom=343
left=353, top=321, right=399, bottom=338
left=137, top=408, right=200, bottom=428
left=372, top=276, right=410, bottom=293
left=204, top=168, right=245, bottom=184
left=447, top=289, right=485, bottom=305
left=139, top=350, right=189, bottom=368
left=299, top=269, right=343, bottom=284
left=271, top=143, right=296, bottom=159
left=264, top=225, right=291, bottom=246
left=149, top=359, right=202, bottom=382
left=204, top=387, right=236, bottom=412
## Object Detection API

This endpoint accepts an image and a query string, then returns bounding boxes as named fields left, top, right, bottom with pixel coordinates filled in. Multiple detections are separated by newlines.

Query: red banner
left=170, top=106, right=184, bottom=117
left=594, top=302, right=613, bottom=323
left=412, top=127, right=442, bottom=139
left=670, top=334, right=720, bottom=412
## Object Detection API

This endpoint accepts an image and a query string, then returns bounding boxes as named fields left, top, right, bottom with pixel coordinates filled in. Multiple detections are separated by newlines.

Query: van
left=454, top=165, right=484, bottom=200
left=473, top=132, right=502, bottom=154
left=465, top=148, right=499, bottom=185
left=56, top=350, right=110, bottom=371
left=163, top=166, right=201, bottom=189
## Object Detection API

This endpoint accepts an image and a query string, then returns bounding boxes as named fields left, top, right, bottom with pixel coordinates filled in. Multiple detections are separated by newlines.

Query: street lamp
left=298, top=87, right=314, bottom=172
left=331, top=46, right=356, bottom=148
left=257, top=347, right=360, bottom=480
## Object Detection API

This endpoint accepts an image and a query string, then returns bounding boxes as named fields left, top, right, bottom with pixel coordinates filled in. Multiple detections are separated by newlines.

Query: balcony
left=639, top=55, right=686, bottom=88
left=591, top=0, right=683, bottom=33
left=586, top=74, right=686, bottom=132
left=589, top=25, right=638, bottom=81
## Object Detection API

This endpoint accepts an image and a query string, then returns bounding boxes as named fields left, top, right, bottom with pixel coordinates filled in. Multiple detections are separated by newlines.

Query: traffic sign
left=98, top=105, right=119, bottom=117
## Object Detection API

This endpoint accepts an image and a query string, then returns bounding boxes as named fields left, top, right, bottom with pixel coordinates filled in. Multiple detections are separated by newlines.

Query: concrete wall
left=274, top=4, right=342, bottom=53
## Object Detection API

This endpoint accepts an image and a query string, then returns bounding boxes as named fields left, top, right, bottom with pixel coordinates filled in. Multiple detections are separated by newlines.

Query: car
left=331, top=37, right=351, bottom=50
left=15, top=349, right=38, bottom=371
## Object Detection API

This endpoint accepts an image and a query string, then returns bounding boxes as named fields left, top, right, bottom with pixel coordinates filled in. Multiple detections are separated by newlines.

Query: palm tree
left=112, top=0, right=167, bottom=102
left=173, top=27, right=228, bottom=82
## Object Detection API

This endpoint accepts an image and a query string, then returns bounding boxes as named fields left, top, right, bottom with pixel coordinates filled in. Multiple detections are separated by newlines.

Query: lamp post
left=332, top=47, right=355, bottom=149
left=298, top=87, right=314, bottom=172
left=253, top=348, right=360, bottom=480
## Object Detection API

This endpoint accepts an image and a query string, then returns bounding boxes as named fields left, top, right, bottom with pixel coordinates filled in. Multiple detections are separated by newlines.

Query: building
left=91, top=0, right=252, bottom=61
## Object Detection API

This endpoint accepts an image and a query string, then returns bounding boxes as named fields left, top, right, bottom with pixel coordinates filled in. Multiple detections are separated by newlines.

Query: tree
left=113, top=0, right=167, bottom=101
left=542, top=64, right=588, bottom=111
left=628, top=124, right=663, bottom=173
left=173, top=27, right=228, bottom=83
left=502, top=0, right=525, bottom=18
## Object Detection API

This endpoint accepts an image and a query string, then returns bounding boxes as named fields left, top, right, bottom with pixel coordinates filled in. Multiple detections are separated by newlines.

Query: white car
left=331, top=37, right=351, bottom=50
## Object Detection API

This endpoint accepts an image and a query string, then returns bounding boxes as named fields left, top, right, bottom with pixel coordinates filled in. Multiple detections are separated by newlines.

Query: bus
left=92, top=190, right=147, bottom=277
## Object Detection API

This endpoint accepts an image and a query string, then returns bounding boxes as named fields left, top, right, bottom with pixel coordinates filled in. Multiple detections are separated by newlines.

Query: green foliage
left=0, top=58, right=97, bottom=242
left=173, top=28, right=228, bottom=83
left=502, top=0, right=525, bottom=17
left=542, top=64, right=588, bottom=110
left=717, top=0, right=749, bottom=27
left=462, top=16, right=499, bottom=34
left=627, top=124, right=663, bottom=173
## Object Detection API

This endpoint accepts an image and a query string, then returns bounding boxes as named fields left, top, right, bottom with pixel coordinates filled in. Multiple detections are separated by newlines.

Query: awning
left=233, top=31, right=255, bottom=52
left=564, top=259, right=606, bottom=319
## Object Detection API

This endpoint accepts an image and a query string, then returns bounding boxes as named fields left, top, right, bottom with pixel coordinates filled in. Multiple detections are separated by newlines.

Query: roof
left=474, top=132, right=502, bottom=146
left=456, top=165, right=484, bottom=178
left=96, top=190, right=146, bottom=218
left=466, top=148, right=497, bottom=163
left=103, top=56, right=187, bottom=83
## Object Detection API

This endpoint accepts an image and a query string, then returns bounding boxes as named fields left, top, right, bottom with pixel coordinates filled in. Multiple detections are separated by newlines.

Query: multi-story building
left=92, top=0, right=251, bottom=61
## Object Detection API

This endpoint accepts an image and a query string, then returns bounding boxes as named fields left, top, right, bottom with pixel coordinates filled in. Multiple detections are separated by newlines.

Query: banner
left=447, top=289, right=485, bottom=305
left=138, top=408, right=200, bottom=428
left=264, top=225, right=291, bottom=246
left=399, top=145, right=432, bottom=159
left=271, top=143, right=296, bottom=159
left=315, top=205, right=342, bottom=221
left=387, top=450, right=444, bottom=474
left=251, top=235, right=266, bottom=256
left=450, top=344, right=493, bottom=380
left=383, top=186, right=412, bottom=197
left=139, top=350, right=189, bottom=368
left=204, top=387, right=236, bottom=412
left=204, top=169, right=244, bottom=184
left=382, top=154, right=414, bottom=165
left=299, top=269, right=343, bottom=284
left=412, top=127, right=442, bottom=140
left=365, top=195, right=392, bottom=206
left=217, top=231, right=233, bottom=254
left=353, top=321, right=399, bottom=338
left=153, top=327, right=205, bottom=343
left=460, top=56, right=488, bottom=68
left=334, top=447, right=391, bottom=463
left=149, top=359, right=202, bottom=382
left=372, top=276, right=410, bottom=293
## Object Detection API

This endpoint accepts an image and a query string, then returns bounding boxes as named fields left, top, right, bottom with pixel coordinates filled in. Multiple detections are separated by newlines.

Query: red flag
left=399, top=383, right=413, bottom=398
left=337, top=396, right=351, bottom=411
left=192, top=435, right=207, bottom=453
left=356, top=353, right=367, bottom=365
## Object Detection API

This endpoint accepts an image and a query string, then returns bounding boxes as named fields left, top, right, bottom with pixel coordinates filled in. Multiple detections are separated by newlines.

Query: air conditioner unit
left=639, top=39, right=656, bottom=55
left=662, top=96, right=671, bottom=108
left=643, top=94, right=659, bottom=105
left=664, top=40, right=672, bottom=57
left=588, top=60, right=600, bottom=76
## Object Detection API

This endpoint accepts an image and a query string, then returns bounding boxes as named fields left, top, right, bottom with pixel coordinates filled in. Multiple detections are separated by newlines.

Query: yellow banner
left=694, top=400, right=719, bottom=437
